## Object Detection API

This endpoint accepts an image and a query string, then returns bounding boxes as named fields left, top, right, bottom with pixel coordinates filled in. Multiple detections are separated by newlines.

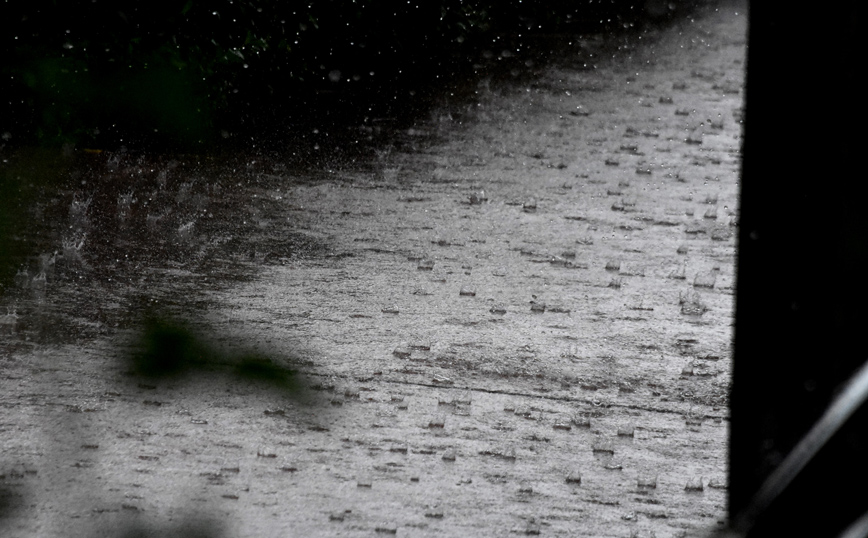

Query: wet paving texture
left=1, top=4, right=745, bottom=537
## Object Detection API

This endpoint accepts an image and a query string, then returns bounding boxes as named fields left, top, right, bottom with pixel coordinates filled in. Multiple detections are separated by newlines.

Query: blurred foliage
left=116, top=517, right=225, bottom=538
left=0, top=0, right=657, bottom=149
left=234, top=355, right=298, bottom=388
left=133, top=315, right=202, bottom=377
left=131, top=313, right=302, bottom=393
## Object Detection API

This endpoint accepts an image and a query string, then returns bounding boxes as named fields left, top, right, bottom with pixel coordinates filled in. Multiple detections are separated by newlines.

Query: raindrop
left=459, top=287, right=476, bottom=297
left=489, top=304, right=507, bottom=315
left=617, top=425, right=635, bottom=437
left=638, top=473, right=658, bottom=490
left=592, top=438, right=615, bottom=454
left=392, top=344, right=411, bottom=359
left=685, top=476, right=704, bottom=492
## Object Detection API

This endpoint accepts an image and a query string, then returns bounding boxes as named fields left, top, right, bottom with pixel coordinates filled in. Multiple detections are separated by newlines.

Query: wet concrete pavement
left=1, top=3, right=746, bottom=537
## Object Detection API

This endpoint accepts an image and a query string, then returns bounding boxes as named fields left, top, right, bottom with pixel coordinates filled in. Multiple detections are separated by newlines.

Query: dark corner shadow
left=124, top=308, right=319, bottom=403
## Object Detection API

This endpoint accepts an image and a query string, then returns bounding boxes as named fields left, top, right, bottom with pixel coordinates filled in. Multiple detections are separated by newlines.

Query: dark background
left=0, top=0, right=698, bottom=150
left=733, top=1, right=865, bottom=536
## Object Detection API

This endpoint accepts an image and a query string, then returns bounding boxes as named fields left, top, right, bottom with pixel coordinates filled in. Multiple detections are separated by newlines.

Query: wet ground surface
left=1, top=3, right=745, bottom=537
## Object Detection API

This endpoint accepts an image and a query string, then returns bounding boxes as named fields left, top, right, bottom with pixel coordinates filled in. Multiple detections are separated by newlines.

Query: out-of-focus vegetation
left=132, top=312, right=303, bottom=394
left=1, top=0, right=674, bottom=149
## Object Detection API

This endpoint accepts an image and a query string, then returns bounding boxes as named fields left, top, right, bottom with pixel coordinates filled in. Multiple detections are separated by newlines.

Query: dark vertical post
left=732, top=1, right=863, bottom=536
